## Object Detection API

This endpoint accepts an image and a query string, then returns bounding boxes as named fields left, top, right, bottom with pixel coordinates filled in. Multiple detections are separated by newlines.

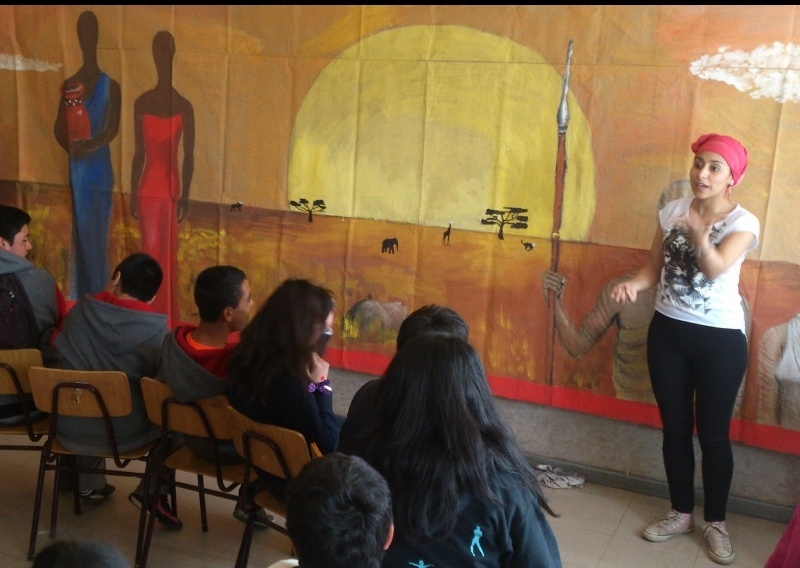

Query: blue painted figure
left=54, top=10, right=121, bottom=300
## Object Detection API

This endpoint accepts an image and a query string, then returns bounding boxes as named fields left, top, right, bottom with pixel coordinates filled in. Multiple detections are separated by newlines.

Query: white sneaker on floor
left=642, top=510, right=694, bottom=542
left=704, top=521, right=735, bottom=565
left=233, top=506, right=274, bottom=529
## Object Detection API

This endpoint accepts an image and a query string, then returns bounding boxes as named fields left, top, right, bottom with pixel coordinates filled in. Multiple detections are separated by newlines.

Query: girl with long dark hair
left=357, top=333, right=561, bottom=567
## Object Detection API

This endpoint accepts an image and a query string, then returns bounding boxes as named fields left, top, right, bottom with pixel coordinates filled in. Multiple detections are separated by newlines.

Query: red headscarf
left=691, top=133, right=748, bottom=187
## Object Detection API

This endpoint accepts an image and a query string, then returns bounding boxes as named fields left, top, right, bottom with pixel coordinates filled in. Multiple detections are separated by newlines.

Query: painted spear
left=545, top=39, right=573, bottom=387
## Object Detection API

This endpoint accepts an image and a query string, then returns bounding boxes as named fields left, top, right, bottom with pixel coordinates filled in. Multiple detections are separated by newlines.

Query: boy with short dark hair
left=156, top=265, right=251, bottom=403
left=0, top=204, right=64, bottom=358
left=0, top=204, right=65, bottom=423
left=53, top=253, right=178, bottom=526
left=267, top=452, right=394, bottom=568
left=145, top=265, right=267, bottom=526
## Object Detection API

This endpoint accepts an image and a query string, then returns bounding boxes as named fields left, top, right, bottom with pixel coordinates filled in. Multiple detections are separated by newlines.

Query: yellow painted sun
left=288, top=24, right=595, bottom=241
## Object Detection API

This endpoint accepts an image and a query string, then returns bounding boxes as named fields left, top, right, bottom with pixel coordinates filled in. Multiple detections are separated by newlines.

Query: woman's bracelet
left=308, top=378, right=332, bottom=395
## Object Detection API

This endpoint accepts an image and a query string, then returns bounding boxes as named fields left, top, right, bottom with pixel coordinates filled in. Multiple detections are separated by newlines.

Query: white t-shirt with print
left=654, top=197, right=759, bottom=333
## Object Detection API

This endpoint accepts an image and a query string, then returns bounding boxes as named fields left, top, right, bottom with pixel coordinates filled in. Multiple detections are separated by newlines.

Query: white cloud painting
left=0, top=53, right=61, bottom=72
left=691, top=42, right=800, bottom=104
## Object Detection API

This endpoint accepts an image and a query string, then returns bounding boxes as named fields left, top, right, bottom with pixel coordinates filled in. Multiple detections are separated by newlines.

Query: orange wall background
left=2, top=5, right=799, bottom=455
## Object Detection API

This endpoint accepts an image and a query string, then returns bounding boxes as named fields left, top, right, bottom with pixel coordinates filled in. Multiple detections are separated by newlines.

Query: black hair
left=193, top=265, right=246, bottom=322
left=228, top=278, right=335, bottom=406
left=113, top=253, right=163, bottom=302
left=286, top=453, right=392, bottom=568
left=0, top=204, right=31, bottom=244
left=396, top=304, right=469, bottom=348
left=33, top=540, right=129, bottom=568
left=360, top=333, right=555, bottom=546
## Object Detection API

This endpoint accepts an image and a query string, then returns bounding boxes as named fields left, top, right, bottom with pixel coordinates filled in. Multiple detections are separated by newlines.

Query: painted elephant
left=381, top=237, right=398, bottom=254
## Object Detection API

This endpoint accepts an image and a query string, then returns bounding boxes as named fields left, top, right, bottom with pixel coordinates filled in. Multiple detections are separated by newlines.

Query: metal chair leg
left=234, top=514, right=256, bottom=568
left=27, top=446, right=51, bottom=559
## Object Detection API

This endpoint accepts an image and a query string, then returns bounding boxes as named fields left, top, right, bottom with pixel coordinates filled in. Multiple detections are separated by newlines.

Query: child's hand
left=309, top=352, right=330, bottom=384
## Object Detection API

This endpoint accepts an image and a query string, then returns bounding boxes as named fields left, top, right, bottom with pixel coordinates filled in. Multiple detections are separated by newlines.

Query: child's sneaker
left=704, top=521, right=735, bottom=565
left=153, top=496, right=183, bottom=531
left=128, top=486, right=144, bottom=509
left=233, top=504, right=274, bottom=529
left=79, top=483, right=115, bottom=504
left=642, top=510, right=694, bottom=542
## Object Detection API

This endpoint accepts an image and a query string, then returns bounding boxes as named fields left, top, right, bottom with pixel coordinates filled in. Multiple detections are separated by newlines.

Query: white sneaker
left=704, top=521, right=735, bottom=565
left=642, top=510, right=694, bottom=542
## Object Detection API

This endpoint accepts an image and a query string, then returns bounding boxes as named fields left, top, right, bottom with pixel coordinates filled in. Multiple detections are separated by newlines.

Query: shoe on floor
left=233, top=506, right=274, bottom=529
left=704, top=521, right=735, bottom=565
left=642, top=510, right=694, bottom=542
left=153, top=495, right=183, bottom=531
left=80, top=484, right=115, bottom=503
left=128, top=486, right=144, bottom=509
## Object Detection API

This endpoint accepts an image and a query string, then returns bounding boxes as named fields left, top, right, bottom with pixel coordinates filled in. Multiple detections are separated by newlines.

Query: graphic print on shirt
left=660, top=222, right=723, bottom=313
left=408, top=561, right=433, bottom=568
left=470, top=524, right=485, bottom=557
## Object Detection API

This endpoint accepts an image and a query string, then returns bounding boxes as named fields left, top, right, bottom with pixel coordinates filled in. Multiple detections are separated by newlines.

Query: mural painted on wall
left=130, top=29, right=195, bottom=327
left=2, top=5, right=800, bottom=456
left=53, top=10, right=120, bottom=300
left=759, top=314, right=800, bottom=430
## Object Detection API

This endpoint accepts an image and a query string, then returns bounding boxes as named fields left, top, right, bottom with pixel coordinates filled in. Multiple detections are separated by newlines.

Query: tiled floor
left=0, top=434, right=786, bottom=567
left=545, top=482, right=784, bottom=568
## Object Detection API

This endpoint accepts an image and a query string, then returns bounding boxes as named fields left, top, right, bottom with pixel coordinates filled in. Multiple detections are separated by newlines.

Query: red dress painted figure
left=130, top=30, right=195, bottom=327
left=136, top=113, right=183, bottom=323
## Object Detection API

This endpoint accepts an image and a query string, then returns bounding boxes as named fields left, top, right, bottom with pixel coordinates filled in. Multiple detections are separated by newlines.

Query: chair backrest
left=227, top=406, right=313, bottom=481
left=0, top=348, right=43, bottom=396
left=140, top=376, right=232, bottom=440
left=28, top=366, right=132, bottom=418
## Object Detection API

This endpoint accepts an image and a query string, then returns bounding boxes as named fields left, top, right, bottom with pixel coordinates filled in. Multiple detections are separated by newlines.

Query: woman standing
left=227, top=278, right=339, bottom=501
left=611, top=133, right=759, bottom=565
left=356, top=333, right=561, bottom=567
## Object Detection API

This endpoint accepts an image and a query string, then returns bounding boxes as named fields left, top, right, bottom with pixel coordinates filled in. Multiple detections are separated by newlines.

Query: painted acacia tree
left=480, top=206, right=528, bottom=240
left=289, top=198, right=326, bottom=222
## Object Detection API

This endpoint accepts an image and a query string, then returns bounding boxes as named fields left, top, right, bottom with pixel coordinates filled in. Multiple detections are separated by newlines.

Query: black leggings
left=647, top=311, right=747, bottom=522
